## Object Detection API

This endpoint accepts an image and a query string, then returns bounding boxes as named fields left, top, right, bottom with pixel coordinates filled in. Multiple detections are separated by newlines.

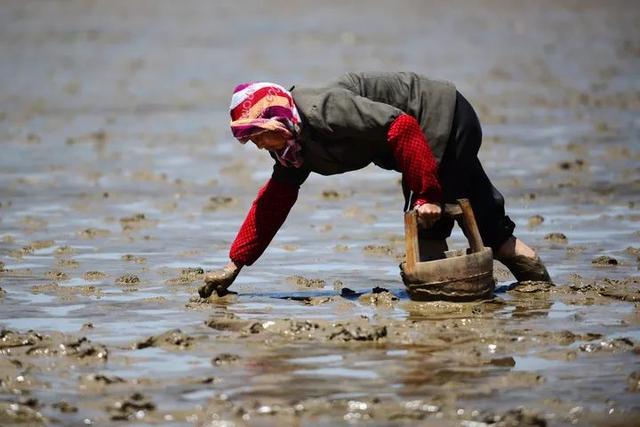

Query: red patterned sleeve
left=229, top=178, right=299, bottom=266
left=387, top=114, right=442, bottom=207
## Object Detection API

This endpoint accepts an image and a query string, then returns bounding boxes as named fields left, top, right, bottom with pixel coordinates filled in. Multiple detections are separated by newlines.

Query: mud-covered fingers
left=199, top=268, right=238, bottom=298
left=198, top=281, right=216, bottom=298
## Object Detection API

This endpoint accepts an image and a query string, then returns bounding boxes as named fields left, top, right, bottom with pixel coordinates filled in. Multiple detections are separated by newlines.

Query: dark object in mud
left=401, top=200, right=495, bottom=301
left=482, top=407, right=547, bottom=427
left=340, top=287, right=361, bottom=298
left=135, top=329, right=194, bottom=350
left=558, top=158, right=585, bottom=171
left=591, top=255, right=618, bottom=266
left=166, top=267, right=204, bottom=285
left=579, top=337, right=634, bottom=353
left=544, top=232, right=568, bottom=244
left=487, top=356, right=516, bottom=367
left=287, top=274, right=326, bottom=288
left=203, top=195, right=235, bottom=211
left=329, top=324, right=387, bottom=342
left=107, top=392, right=155, bottom=421
left=212, top=353, right=240, bottom=365
left=26, top=336, right=108, bottom=361
left=116, top=273, right=140, bottom=285
left=52, top=401, right=78, bottom=413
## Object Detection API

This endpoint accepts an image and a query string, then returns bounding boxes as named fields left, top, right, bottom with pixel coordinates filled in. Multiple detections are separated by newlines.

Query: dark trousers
left=404, top=91, right=515, bottom=251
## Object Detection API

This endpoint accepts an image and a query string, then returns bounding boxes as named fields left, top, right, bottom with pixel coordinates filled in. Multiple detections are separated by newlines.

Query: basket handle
left=404, top=198, right=485, bottom=272
left=455, top=199, right=484, bottom=253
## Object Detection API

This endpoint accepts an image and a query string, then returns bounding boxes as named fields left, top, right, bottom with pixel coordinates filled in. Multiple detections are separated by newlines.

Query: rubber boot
left=496, top=255, right=552, bottom=283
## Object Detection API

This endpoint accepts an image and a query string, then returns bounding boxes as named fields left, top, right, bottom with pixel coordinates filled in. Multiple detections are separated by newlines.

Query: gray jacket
left=272, top=72, right=457, bottom=185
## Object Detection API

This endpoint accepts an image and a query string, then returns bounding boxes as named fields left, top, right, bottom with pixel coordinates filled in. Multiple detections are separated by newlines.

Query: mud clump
left=116, top=274, right=140, bottom=286
left=186, top=292, right=238, bottom=307
left=243, top=318, right=387, bottom=343
left=107, top=392, right=155, bottom=421
left=569, top=276, right=640, bottom=302
left=287, top=275, right=325, bottom=289
left=119, top=213, right=156, bottom=231
left=363, top=244, right=396, bottom=257
left=591, top=255, right=618, bottom=266
left=507, top=281, right=555, bottom=293
left=84, top=271, right=107, bottom=281
left=30, top=239, right=55, bottom=250
left=203, top=196, right=235, bottom=211
left=284, top=295, right=338, bottom=305
left=165, top=267, right=204, bottom=285
left=321, top=189, right=351, bottom=200
left=122, top=254, right=146, bottom=264
left=212, top=353, right=240, bottom=365
left=627, top=371, right=640, bottom=392
left=527, top=215, right=544, bottom=227
left=56, top=258, right=80, bottom=269
left=579, top=337, right=634, bottom=353
left=205, top=313, right=250, bottom=332
left=481, top=407, right=547, bottom=427
left=52, top=401, right=78, bottom=413
left=0, top=329, right=44, bottom=349
left=557, top=158, right=586, bottom=171
left=0, top=401, right=47, bottom=424
left=134, top=329, right=194, bottom=350
left=544, top=232, right=568, bottom=244
left=44, top=270, right=69, bottom=281
left=26, top=336, right=108, bottom=361
left=79, top=373, right=127, bottom=392
left=54, top=245, right=75, bottom=255
left=358, top=288, right=399, bottom=308
left=79, top=227, right=110, bottom=239
left=30, top=283, right=102, bottom=297
left=9, top=246, right=35, bottom=258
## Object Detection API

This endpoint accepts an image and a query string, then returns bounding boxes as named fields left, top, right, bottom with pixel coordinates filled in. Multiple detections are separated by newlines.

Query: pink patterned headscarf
left=229, top=82, right=303, bottom=168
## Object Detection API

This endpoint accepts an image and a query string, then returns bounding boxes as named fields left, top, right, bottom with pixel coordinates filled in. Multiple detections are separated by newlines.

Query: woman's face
left=250, top=131, right=287, bottom=151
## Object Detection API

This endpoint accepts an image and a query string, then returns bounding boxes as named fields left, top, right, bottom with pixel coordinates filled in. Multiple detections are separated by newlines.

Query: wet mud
left=2, top=0, right=640, bottom=425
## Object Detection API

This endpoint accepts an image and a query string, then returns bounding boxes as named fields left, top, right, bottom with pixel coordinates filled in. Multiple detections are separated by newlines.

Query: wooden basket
left=400, top=199, right=494, bottom=301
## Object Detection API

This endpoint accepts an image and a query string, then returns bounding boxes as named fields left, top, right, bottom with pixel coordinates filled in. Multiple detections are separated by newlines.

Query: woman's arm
left=387, top=113, right=443, bottom=227
left=387, top=113, right=442, bottom=206
left=199, top=165, right=309, bottom=298
left=229, top=177, right=301, bottom=266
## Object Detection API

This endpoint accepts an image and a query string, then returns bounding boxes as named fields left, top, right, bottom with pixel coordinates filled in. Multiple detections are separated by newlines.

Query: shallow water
left=1, top=0, right=640, bottom=425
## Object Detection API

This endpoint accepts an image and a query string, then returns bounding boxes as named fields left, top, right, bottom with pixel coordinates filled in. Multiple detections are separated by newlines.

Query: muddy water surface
left=1, top=1, right=639, bottom=425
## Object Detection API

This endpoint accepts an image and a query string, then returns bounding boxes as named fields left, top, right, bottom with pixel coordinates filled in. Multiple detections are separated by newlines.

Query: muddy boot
left=497, top=255, right=552, bottom=283
left=418, top=239, right=448, bottom=262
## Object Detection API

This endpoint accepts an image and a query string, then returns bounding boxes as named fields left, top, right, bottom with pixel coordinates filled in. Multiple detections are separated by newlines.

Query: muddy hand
left=199, top=265, right=240, bottom=298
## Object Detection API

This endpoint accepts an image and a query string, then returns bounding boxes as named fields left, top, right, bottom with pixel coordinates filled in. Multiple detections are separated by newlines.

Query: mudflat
left=1, top=1, right=639, bottom=425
